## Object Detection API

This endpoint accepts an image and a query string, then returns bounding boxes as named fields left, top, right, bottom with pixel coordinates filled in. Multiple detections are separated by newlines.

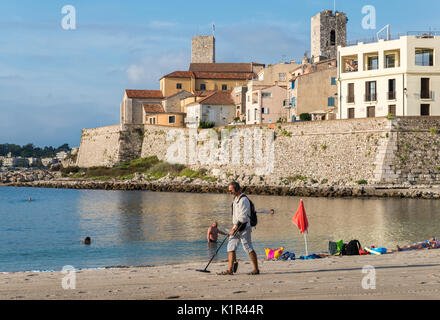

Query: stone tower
left=311, top=10, right=347, bottom=62
left=191, top=35, right=215, bottom=63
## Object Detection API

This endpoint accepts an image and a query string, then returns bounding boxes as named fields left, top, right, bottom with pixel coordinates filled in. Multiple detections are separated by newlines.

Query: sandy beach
left=1, top=249, right=440, bottom=300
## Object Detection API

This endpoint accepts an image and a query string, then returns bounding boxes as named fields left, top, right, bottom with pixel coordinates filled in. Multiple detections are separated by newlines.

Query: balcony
left=387, top=91, right=397, bottom=100
left=420, top=91, right=434, bottom=100
left=364, top=93, right=377, bottom=102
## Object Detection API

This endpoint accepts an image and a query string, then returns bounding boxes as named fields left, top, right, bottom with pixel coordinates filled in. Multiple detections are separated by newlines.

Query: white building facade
left=338, top=34, right=440, bottom=119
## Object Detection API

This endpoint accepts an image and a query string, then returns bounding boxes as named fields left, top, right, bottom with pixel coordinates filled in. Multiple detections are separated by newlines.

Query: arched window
left=330, top=30, right=336, bottom=46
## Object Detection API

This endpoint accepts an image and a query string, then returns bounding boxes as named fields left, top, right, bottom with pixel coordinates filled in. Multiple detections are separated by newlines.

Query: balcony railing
left=388, top=91, right=397, bottom=100
left=364, top=93, right=377, bottom=102
left=420, top=91, right=434, bottom=100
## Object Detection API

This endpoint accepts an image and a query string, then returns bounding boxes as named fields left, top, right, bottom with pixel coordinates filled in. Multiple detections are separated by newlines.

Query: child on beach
left=396, top=237, right=439, bottom=251
left=207, top=221, right=226, bottom=243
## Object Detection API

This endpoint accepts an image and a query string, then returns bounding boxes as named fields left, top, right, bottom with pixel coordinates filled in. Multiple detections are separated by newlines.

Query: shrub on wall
left=299, top=113, right=312, bottom=121
left=199, top=121, right=215, bottom=129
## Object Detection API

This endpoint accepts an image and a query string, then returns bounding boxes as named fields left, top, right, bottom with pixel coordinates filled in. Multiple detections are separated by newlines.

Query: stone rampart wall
left=76, top=117, right=440, bottom=185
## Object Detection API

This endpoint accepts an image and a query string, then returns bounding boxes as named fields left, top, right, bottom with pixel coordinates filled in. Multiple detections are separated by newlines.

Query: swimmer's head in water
left=84, top=237, right=91, bottom=245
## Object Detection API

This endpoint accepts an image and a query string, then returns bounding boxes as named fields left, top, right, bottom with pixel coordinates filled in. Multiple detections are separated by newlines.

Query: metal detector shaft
left=198, top=222, right=243, bottom=272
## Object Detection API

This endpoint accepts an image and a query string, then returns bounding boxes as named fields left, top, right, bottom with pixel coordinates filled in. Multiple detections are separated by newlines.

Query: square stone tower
left=191, top=35, right=216, bottom=63
left=311, top=10, right=347, bottom=62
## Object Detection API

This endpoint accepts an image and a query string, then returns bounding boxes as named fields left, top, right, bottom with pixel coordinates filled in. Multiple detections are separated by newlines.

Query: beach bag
left=329, top=241, right=338, bottom=255
left=265, top=247, right=284, bottom=260
left=342, top=240, right=362, bottom=256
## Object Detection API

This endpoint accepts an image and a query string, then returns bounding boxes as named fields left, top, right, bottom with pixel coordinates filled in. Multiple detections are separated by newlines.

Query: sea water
left=1, top=186, right=440, bottom=272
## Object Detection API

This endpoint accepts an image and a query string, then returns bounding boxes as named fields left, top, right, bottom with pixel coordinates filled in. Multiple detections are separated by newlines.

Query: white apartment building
left=338, top=34, right=440, bottom=119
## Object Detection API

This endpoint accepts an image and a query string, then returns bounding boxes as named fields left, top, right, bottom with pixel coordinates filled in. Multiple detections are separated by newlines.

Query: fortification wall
left=76, top=125, right=122, bottom=168
left=76, top=117, right=440, bottom=186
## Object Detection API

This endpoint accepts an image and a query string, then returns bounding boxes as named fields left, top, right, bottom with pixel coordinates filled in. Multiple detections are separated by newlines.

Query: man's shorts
left=227, top=225, right=254, bottom=254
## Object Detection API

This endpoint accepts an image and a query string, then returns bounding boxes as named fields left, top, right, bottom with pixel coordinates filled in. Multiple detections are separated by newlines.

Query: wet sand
left=1, top=249, right=440, bottom=300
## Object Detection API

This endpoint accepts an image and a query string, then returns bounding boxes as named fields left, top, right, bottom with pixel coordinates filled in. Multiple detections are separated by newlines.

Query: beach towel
left=298, top=254, right=322, bottom=260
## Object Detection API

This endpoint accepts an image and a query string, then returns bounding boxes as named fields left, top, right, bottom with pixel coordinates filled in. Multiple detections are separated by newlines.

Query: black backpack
left=341, top=240, right=362, bottom=256
left=235, top=194, right=258, bottom=228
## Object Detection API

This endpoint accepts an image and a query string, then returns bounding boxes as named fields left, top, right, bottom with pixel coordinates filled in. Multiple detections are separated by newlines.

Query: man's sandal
left=247, top=270, right=260, bottom=275
left=217, top=270, right=233, bottom=275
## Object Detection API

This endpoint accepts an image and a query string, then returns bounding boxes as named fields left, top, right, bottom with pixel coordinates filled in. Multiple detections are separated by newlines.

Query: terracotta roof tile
left=197, top=91, right=234, bottom=105
left=143, top=104, right=165, bottom=113
left=189, top=63, right=255, bottom=73
left=194, top=72, right=255, bottom=80
left=161, top=71, right=194, bottom=79
left=126, top=90, right=163, bottom=99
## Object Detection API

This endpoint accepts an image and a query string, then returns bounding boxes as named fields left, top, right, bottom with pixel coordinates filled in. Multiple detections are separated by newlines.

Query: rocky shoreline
left=2, top=169, right=440, bottom=199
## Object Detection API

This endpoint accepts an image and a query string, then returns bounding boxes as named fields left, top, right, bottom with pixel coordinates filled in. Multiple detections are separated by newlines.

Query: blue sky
left=1, top=0, right=439, bottom=147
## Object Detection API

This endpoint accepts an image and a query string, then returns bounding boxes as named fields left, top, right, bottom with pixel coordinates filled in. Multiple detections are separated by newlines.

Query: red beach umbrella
left=292, top=199, right=309, bottom=256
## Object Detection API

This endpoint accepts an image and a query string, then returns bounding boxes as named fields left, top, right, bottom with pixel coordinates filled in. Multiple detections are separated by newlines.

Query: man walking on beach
left=218, top=182, right=259, bottom=275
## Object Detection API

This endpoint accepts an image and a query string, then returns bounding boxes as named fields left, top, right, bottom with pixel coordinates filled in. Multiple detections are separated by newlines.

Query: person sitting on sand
left=207, top=221, right=226, bottom=243
left=396, top=237, right=439, bottom=251
left=81, top=237, right=91, bottom=245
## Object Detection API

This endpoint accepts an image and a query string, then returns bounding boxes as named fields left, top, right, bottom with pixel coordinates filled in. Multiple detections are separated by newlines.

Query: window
left=388, top=105, right=396, bottom=116
left=342, top=55, right=358, bottom=73
left=421, top=78, right=431, bottom=99
left=328, top=97, right=335, bottom=107
left=347, top=83, right=355, bottom=103
left=348, top=108, right=355, bottom=119
left=222, top=84, right=228, bottom=91
left=168, top=116, right=176, bottom=124
left=421, top=104, right=430, bottom=116
left=149, top=117, right=156, bottom=125
left=367, top=55, right=379, bottom=70
left=200, top=84, right=206, bottom=90
left=331, top=77, right=336, bottom=85
left=330, top=30, right=336, bottom=46
left=367, top=106, right=376, bottom=118
left=385, top=54, right=396, bottom=68
left=247, top=109, right=250, bottom=121
left=279, top=73, right=286, bottom=82
left=261, top=108, right=269, bottom=114
left=176, top=83, right=182, bottom=89
left=365, top=81, right=377, bottom=102
left=254, top=108, right=257, bottom=121
left=291, top=80, right=295, bottom=89
left=388, top=79, right=396, bottom=100
left=262, top=92, right=272, bottom=98
left=416, top=49, right=434, bottom=66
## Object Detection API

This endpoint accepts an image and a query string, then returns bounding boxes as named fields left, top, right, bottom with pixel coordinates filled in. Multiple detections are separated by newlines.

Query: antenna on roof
left=334, top=0, right=336, bottom=13
left=212, top=23, right=215, bottom=37
left=377, top=24, right=391, bottom=41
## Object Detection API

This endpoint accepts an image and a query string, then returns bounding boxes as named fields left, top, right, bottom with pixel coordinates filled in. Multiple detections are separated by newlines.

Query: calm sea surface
left=1, top=186, right=440, bottom=272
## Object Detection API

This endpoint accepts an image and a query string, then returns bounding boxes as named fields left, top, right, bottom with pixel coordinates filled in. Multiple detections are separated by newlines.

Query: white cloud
left=125, top=52, right=189, bottom=87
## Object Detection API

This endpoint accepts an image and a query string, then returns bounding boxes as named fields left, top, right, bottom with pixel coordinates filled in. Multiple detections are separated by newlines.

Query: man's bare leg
left=248, top=250, right=259, bottom=275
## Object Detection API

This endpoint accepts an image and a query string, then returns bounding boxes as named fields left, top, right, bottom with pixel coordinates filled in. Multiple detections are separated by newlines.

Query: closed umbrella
left=292, top=199, right=309, bottom=256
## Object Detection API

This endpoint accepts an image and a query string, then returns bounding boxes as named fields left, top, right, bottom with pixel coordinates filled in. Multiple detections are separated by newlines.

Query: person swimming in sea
left=81, top=237, right=91, bottom=245
left=207, top=221, right=227, bottom=243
